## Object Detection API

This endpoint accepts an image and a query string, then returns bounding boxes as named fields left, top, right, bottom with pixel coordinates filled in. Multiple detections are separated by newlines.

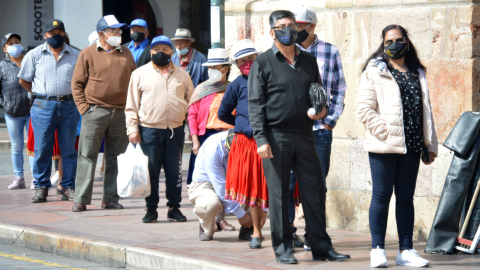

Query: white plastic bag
left=117, top=143, right=151, bottom=198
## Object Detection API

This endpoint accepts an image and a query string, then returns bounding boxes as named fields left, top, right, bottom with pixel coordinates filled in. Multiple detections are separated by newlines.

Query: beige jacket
left=357, top=60, right=438, bottom=156
left=125, top=62, right=194, bottom=135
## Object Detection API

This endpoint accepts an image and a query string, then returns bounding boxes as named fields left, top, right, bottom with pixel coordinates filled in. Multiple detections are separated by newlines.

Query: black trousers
left=263, top=131, right=332, bottom=257
left=139, top=125, right=184, bottom=209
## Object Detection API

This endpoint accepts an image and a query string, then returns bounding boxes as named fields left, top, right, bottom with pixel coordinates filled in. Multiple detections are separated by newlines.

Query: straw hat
left=201, top=48, right=231, bottom=66
left=229, top=39, right=261, bottom=64
left=170, top=28, right=195, bottom=42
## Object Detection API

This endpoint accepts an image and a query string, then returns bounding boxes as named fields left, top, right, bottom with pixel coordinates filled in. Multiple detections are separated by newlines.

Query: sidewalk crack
left=12, top=229, right=24, bottom=244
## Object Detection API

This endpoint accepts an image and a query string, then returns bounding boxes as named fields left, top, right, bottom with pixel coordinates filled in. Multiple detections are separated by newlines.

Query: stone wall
left=225, top=0, right=480, bottom=241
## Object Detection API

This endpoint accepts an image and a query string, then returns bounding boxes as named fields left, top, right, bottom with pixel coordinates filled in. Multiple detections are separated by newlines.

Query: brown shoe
left=72, top=203, right=86, bottom=212
left=32, top=187, right=48, bottom=203
left=101, top=201, right=124, bottom=209
left=61, top=188, right=75, bottom=201
left=217, top=220, right=236, bottom=231
left=199, top=223, right=212, bottom=241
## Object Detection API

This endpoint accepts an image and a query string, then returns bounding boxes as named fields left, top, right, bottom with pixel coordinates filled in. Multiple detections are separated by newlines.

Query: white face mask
left=103, top=32, right=122, bottom=47
left=208, top=67, right=225, bottom=83
left=6, top=44, right=23, bottom=58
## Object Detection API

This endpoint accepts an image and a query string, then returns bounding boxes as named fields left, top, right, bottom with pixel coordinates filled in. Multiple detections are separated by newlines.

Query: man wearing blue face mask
left=171, top=28, right=208, bottom=88
left=1, top=33, right=33, bottom=190
left=18, top=19, right=80, bottom=204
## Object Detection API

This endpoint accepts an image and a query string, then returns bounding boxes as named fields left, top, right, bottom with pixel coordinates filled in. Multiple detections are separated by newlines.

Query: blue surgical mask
left=176, top=47, right=189, bottom=56
left=6, top=44, right=23, bottom=58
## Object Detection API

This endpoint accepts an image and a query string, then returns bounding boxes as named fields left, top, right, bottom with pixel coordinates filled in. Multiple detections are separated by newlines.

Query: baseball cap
left=45, top=19, right=66, bottom=32
left=151, top=35, right=172, bottom=49
left=2, top=33, right=21, bottom=47
left=128, top=19, right=148, bottom=29
left=96, top=15, right=126, bottom=32
left=292, top=6, right=317, bottom=24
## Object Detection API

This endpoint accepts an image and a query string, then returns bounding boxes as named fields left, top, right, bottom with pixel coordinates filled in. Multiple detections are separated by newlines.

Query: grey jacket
left=0, top=53, right=31, bottom=117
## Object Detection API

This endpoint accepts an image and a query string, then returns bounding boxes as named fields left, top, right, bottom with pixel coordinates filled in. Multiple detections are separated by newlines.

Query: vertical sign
left=27, top=0, right=54, bottom=50
left=211, top=6, right=220, bottom=44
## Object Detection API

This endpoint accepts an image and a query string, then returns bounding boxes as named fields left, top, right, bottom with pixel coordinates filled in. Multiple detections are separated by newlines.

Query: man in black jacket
left=124, top=19, right=151, bottom=68
left=248, top=10, right=350, bottom=264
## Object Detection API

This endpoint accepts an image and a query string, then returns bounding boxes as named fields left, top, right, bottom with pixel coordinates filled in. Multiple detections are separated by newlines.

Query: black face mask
left=274, top=27, right=297, bottom=47
left=130, top=32, right=145, bottom=42
left=151, top=52, right=171, bottom=67
left=46, top=35, right=65, bottom=49
left=295, top=25, right=311, bottom=44
left=384, top=42, right=408, bottom=60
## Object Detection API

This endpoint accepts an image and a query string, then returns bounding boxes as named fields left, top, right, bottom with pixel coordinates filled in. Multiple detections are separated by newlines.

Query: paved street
left=0, top=150, right=479, bottom=269
left=0, top=244, right=119, bottom=270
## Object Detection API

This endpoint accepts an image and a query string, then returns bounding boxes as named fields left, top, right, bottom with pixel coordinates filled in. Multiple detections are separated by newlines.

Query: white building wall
left=53, top=0, right=102, bottom=49
left=149, top=0, right=180, bottom=40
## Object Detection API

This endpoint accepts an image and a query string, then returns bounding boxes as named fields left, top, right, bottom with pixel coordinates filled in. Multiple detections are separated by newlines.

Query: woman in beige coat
left=357, top=25, right=438, bottom=268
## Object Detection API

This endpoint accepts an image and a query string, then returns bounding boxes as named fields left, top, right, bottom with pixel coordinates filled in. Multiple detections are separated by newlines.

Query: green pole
left=210, top=0, right=225, bottom=48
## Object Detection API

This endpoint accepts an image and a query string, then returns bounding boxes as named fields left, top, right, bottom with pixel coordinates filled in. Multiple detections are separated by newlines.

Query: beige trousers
left=188, top=181, right=223, bottom=238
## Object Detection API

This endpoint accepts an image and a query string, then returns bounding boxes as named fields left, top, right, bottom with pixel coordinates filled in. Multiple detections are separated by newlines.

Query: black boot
left=32, top=186, right=48, bottom=203
left=142, top=208, right=158, bottom=223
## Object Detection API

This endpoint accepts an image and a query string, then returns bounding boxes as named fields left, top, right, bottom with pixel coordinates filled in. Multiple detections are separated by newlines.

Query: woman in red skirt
left=218, top=40, right=302, bottom=249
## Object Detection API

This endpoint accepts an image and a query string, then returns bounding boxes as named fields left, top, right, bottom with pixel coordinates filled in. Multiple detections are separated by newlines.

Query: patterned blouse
left=389, top=67, right=424, bottom=153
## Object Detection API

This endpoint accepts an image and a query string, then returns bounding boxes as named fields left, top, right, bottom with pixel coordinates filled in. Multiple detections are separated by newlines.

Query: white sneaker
left=50, top=173, right=59, bottom=185
left=396, top=249, right=429, bottom=267
left=371, top=246, right=388, bottom=268
left=30, top=178, right=36, bottom=190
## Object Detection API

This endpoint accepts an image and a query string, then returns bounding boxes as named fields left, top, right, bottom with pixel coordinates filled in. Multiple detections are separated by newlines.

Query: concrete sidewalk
left=0, top=155, right=479, bottom=269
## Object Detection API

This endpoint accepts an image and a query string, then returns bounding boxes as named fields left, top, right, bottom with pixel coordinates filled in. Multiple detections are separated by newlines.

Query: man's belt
left=34, top=95, right=74, bottom=102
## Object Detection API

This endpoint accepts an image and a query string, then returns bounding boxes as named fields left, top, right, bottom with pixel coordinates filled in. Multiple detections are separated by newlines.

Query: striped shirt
left=18, top=42, right=79, bottom=96
left=298, top=35, right=346, bottom=130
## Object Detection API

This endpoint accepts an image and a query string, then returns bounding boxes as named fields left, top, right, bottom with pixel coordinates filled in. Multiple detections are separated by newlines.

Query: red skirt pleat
left=26, top=119, right=61, bottom=159
left=225, top=134, right=269, bottom=209
left=26, top=119, right=35, bottom=157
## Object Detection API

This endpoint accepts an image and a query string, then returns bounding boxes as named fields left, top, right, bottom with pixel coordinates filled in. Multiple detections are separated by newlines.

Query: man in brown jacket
left=125, top=35, right=194, bottom=223
left=71, top=15, right=136, bottom=212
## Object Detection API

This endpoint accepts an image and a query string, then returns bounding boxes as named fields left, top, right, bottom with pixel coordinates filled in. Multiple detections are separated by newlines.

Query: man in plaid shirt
left=288, top=6, right=347, bottom=250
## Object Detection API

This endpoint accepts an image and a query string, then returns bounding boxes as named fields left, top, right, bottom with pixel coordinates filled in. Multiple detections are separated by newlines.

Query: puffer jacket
left=357, top=59, right=438, bottom=156
left=0, top=53, right=31, bottom=117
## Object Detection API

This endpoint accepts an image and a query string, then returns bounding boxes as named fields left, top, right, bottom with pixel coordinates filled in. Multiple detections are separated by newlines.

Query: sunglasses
left=384, top=37, right=406, bottom=46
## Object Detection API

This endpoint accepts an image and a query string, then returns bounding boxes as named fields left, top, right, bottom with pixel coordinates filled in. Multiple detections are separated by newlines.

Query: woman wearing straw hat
left=217, top=40, right=268, bottom=249
left=187, top=48, right=236, bottom=231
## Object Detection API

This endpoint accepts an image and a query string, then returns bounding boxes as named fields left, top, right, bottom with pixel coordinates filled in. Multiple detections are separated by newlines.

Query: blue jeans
left=31, top=98, right=79, bottom=188
left=288, top=129, right=332, bottom=225
left=5, top=113, right=32, bottom=177
left=368, top=151, right=420, bottom=250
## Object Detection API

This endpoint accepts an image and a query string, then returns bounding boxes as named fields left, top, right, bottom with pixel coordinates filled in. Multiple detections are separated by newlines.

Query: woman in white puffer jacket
left=357, top=25, right=438, bottom=268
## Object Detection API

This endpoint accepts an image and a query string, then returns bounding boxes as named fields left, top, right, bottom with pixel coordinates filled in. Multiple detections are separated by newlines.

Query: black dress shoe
left=313, top=250, right=351, bottom=262
left=275, top=253, right=297, bottom=264
left=238, top=226, right=253, bottom=241
left=249, top=237, right=262, bottom=249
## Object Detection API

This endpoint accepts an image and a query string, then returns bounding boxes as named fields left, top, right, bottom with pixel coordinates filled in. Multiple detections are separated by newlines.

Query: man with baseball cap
left=71, top=15, right=136, bottom=212
left=171, top=28, right=208, bottom=88
left=123, top=19, right=151, bottom=68
left=18, top=19, right=80, bottom=203
left=126, top=35, right=194, bottom=223
left=288, top=5, right=347, bottom=250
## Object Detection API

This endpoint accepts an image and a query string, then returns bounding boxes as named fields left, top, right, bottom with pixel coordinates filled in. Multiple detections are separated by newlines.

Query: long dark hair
left=362, top=25, right=426, bottom=77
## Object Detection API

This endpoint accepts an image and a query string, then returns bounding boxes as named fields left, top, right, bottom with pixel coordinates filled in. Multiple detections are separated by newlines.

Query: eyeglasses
left=105, top=29, right=122, bottom=35
left=384, top=37, right=406, bottom=46
left=272, top=24, right=298, bottom=31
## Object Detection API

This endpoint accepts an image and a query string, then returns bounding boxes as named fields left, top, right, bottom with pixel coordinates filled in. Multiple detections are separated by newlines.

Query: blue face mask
left=176, top=47, right=189, bottom=56
left=46, top=34, right=65, bottom=49
left=6, top=44, right=23, bottom=58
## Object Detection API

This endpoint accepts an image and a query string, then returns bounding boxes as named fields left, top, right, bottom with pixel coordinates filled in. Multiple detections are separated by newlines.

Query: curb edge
left=0, top=223, right=247, bottom=270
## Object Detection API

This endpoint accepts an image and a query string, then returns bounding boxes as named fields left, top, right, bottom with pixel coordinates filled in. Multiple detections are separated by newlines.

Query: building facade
left=225, top=0, right=480, bottom=241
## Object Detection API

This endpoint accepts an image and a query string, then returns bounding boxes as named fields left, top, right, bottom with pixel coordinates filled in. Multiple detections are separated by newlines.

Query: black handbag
left=309, top=82, right=328, bottom=118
